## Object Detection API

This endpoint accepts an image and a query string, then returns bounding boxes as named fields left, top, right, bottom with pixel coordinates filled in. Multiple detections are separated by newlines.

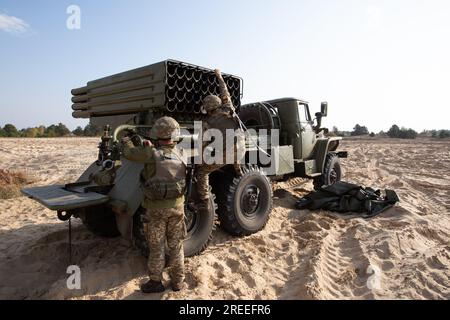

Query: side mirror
left=321, top=102, right=328, bottom=117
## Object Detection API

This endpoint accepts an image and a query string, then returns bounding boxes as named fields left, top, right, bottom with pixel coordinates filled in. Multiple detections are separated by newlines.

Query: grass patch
left=0, top=169, right=33, bottom=199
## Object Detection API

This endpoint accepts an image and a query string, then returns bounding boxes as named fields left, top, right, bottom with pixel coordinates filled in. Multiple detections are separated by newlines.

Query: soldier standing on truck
left=196, top=69, right=245, bottom=215
left=119, top=116, right=187, bottom=293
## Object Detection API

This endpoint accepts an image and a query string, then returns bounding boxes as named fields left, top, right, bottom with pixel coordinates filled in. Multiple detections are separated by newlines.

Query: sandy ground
left=0, top=137, right=448, bottom=300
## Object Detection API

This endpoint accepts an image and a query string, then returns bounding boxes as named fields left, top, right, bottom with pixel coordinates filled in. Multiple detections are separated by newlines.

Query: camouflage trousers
left=145, top=205, right=186, bottom=286
left=196, top=163, right=242, bottom=202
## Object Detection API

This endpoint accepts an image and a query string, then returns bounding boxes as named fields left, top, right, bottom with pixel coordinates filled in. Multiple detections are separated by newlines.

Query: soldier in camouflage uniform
left=197, top=69, right=245, bottom=215
left=120, top=116, right=187, bottom=293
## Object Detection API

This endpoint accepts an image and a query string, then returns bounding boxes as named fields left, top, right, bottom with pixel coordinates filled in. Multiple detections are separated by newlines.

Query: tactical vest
left=141, top=148, right=186, bottom=201
left=206, top=108, right=238, bottom=134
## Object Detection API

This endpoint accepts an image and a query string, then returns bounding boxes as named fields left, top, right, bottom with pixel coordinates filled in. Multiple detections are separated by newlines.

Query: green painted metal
left=21, top=185, right=109, bottom=211
left=314, top=137, right=342, bottom=173
left=71, top=59, right=242, bottom=122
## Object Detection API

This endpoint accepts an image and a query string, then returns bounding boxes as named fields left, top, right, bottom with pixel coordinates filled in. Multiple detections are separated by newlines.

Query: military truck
left=22, top=59, right=346, bottom=257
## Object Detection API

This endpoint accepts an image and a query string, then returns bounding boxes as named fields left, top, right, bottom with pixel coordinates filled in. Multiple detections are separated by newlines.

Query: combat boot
left=172, top=282, right=187, bottom=292
left=140, top=280, right=165, bottom=293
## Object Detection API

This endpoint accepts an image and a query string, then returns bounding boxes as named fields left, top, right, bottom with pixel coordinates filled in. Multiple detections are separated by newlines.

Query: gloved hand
left=120, top=136, right=131, bottom=144
left=124, top=128, right=137, bottom=136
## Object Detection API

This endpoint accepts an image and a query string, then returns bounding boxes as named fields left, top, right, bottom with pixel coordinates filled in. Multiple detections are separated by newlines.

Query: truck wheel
left=82, top=205, right=121, bottom=238
left=218, top=166, right=273, bottom=236
left=313, top=153, right=342, bottom=190
left=132, top=188, right=217, bottom=258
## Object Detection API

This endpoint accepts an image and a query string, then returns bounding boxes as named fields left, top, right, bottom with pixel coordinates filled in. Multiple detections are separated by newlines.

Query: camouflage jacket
left=120, top=140, right=186, bottom=209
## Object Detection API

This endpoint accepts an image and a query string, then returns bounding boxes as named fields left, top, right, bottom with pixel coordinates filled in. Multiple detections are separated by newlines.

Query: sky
left=1, top=0, right=449, bottom=132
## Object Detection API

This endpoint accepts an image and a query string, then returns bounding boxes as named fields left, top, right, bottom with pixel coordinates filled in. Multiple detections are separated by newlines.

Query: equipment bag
left=296, top=181, right=399, bottom=218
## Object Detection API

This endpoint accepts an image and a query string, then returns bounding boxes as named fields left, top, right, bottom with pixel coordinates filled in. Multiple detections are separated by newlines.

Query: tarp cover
left=296, top=181, right=399, bottom=218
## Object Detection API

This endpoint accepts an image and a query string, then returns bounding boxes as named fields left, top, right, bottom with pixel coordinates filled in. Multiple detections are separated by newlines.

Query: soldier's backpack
left=141, top=148, right=186, bottom=200
left=295, top=181, right=399, bottom=218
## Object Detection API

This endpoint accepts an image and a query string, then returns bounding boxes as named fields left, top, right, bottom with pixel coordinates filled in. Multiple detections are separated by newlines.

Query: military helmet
left=152, top=116, right=180, bottom=140
left=200, top=95, right=222, bottom=114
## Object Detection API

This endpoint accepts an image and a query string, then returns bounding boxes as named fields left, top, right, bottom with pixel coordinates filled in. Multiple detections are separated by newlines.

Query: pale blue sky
left=1, top=0, right=449, bottom=132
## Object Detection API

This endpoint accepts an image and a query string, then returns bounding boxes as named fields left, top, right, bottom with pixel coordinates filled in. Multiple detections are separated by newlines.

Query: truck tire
left=217, top=166, right=273, bottom=236
left=132, top=188, right=217, bottom=258
left=82, top=205, right=121, bottom=238
left=238, top=102, right=280, bottom=130
left=313, top=153, right=342, bottom=190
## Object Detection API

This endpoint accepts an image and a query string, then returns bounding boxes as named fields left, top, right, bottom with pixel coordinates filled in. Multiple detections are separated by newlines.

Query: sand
left=0, top=137, right=448, bottom=300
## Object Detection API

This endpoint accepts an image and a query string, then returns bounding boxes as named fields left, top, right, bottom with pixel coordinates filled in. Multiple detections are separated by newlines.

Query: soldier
left=196, top=69, right=244, bottom=215
left=120, top=116, right=187, bottom=293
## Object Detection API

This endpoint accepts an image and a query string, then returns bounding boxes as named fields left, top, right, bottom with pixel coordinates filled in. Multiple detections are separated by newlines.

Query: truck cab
left=238, top=97, right=344, bottom=181
left=265, top=98, right=317, bottom=160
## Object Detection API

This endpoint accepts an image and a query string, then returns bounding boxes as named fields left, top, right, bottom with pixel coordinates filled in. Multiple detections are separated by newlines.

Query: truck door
left=298, top=103, right=315, bottom=159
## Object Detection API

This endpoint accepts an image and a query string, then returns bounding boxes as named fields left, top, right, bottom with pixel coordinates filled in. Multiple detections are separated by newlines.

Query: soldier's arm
left=214, top=69, right=235, bottom=112
left=201, top=120, right=210, bottom=149
left=120, top=138, right=155, bottom=163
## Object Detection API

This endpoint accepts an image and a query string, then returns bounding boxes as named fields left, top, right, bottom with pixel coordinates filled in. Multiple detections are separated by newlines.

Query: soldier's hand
left=214, top=69, right=222, bottom=78
left=120, top=136, right=131, bottom=144
left=220, top=93, right=230, bottom=104
left=124, top=128, right=137, bottom=136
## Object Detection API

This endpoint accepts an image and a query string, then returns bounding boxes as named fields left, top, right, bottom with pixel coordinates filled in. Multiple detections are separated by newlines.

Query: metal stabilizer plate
left=21, top=184, right=109, bottom=211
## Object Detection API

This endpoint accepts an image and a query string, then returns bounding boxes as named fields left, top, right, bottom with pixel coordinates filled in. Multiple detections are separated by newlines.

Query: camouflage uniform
left=197, top=70, right=245, bottom=205
left=120, top=116, right=187, bottom=291
left=145, top=205, right=186, bottom=286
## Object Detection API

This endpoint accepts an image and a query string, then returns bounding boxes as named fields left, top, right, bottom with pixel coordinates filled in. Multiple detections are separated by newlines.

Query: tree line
left=1, top=122, right=449, bottom=140
left=0, top=123, right=102, bottom=138
left=332, top=124, right=450, bottom=139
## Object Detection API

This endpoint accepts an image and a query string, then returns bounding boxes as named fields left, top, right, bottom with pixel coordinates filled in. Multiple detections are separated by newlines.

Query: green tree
left=72, top=126, right=84, bottom=136
left=351, top=124, right=369, bottom=136
left=387, top=124, right=401, bottom=138
left=387, top=125, right=417, bottom=139
left=55, top=123, right=71, bottom=136
left=36, top=126, right=46, bottom=137
left=438, top=130, right=450, bottom=138
left=22, top=127, right=39, bottom=138
left=83, top=123, right=101, bottom=136
left=45, top=125, right=57, bottom=137
left=2, top=124, right=20, bottom=137
left=402, top=128, right=417, bottom=139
